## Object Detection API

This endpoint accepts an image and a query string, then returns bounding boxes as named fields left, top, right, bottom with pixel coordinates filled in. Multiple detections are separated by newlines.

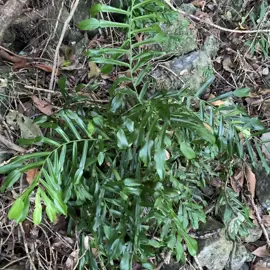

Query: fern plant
left=1, top=1, right=270, bottom=269
left=78, top=0, right=172, bottom=110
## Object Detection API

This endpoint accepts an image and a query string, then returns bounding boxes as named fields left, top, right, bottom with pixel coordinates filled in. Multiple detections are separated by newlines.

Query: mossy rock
left=157, top=14, right=197, bottom=56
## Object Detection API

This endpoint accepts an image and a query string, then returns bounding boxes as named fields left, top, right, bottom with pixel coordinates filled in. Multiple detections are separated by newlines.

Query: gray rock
left=73, top=0, right=92, bottom=26
left=225, top=245, right=251, bottom=270
left=180, top=3, right=197, bottom=14
left=255, top=165, right=270, bottom=210
left=242, top=227, right=262, bottom=243
left=151, top=50, right=213, bottom=93
left=240, top=263, right=250, bottom=270
left=197, top=229, right=233, bottom=270
left=196, top=218, right=233, bottom=270
left=157, top=14, right=197, bottom=56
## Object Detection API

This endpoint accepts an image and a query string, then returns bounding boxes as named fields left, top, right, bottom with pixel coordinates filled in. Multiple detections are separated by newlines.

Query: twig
left=1, top=255, right=28, bottom=269
left=48, top=0, right=80, bottom=99
left=250, top=198, right=270, bottom=248
left=19, top=223, right=37, bottom=270
left=52, top=0, right=65, bottom=39
left=0, top=134, right=26, bottom=153
left=155, top=250, right=172, bottom=270
left=24, top=85, right=55, bottom=93
left=0, top=45, right=53, bottom=62
left=164, top=0, right=270, bottom=34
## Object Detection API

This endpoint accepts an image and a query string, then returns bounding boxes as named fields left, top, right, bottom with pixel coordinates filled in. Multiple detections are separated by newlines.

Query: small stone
left=196, top=218, right=233, bottom=270
left=225, top=245, right=252, bottom=270
left=262, top=67, right=269, bottom=76
left=242, top=227, right=262, bottom=243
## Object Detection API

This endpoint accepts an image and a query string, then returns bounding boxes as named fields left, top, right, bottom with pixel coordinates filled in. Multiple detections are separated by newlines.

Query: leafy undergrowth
left=1, top=0, right=270, bottom=269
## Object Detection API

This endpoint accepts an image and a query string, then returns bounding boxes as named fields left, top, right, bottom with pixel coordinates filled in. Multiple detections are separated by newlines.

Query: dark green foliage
left=1, top=0, right=269, bottom=268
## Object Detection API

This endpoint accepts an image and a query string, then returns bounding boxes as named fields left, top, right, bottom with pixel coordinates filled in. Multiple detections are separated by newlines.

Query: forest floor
left=1, top=0, right=270, bottom=269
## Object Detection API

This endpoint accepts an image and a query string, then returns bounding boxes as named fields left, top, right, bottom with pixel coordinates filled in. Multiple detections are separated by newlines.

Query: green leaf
left=133, top=0, right=165, bottom=9
left=175, top=240, right=184, bottom=262
left=74, top=140, right=89, bottom=184
left=0, top=169, right=21, bottom=192
left=124, top=178, right=141, bottom=187
left=117, top=129, right=129, bottom=149
left=131, top=25, right=163, bottom=34
left=180, top=142, right=196, bottom=159
left=79, top=18, right=100, bottom=30
left=98, top=152, right=105, bottom=166
left=17, top=196, right=30, bottom=223
left=135, top=65, right=151, bottom=86
left=139, top=82, right=149, bottom=101
left=154, top=147, right=166, bottom=180
left=33, top=191, right=42, bottom=225
left=185, top=236, right=197, bottom=256
left=111, top=94, right=123, bottom=113
left=90, top=4, right=130, bottom=16
left=195, top=76, right=215, bottom=97
left=87, top=121, right=96, bottom=135
left=59, top=110, right=81, bottom=139
left=133, top=13, right=159, bottom=21
left=79, top=18, right=129, bottom=30
left=8, top=198, right=24, bottom=221
left=58, top=76, right=68, bottom=99
left=132, top=37, right=163, bottom=48
left=99, top=20, right=129, bottom=29
left=91, top=57, right=129, bottom=67
left=167, top=235, right=177, bottom=249
left=233, top=87, right=251, bottom=97
left=66, top=110, right=92, bottom=138
left=0, top=152, right=49, bottom=174
left=86, top=48, right=129, bottom=57
left=46, top=203, right=57, bottom=222
left=139, top=140, right=154, bottom=165
left=93, top=115, right=103, bottom=127
left=120, top=252, right=130, bottom=270
left=123, top=118, right=134, bottom=132
left=148, top=239, right=163, bottom=248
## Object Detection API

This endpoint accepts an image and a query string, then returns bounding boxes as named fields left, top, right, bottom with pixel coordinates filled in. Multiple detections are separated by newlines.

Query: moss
left=158, top=14, right=197, bottom=55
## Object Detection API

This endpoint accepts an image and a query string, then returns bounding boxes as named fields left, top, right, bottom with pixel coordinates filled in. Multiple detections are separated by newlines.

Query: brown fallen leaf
left=34, top=63, right=60, bottom=75
left=31, top=95, right=53, bottom=116
left=252, top=245, right=270, bottom=257
left=207, top=94, right=225, bottom=107
left=245, top=166, right=256, bottom=199
left=255, top=266, right=270, bottom=270
left=192, top=0, right=206, bottom=9
left=88, top=61, right=100, bottom=78
left=262, top=215, right=270, bottom=227
left=203, top=122, right=213, bottom=132
left=26, top=168, right=39, bottom=184
left=230, top=169, right=244, bottom=193
left=223, top=57, right=235, bottom=73
left=165, top=150, right=170, bottom=160
left=249, top=208, right=256, bottom=219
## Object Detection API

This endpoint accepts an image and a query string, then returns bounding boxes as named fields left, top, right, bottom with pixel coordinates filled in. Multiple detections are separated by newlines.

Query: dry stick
left=19, top=223, right=37, bottom=270
left=164, top=0, right=270, bottom=34
left=1, top=255, right=28, bottom=269
left=48, top=0, right=80, bottom=100
left=0, top=134, right=26, bottom=153
left=250, top=198, right=270, bottom=248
